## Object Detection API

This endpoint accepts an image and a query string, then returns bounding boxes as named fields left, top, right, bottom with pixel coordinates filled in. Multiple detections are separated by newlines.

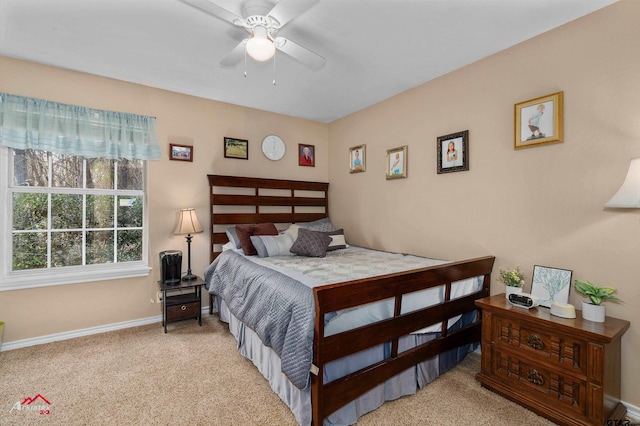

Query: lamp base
left=182, top=274, right=198, bottom=282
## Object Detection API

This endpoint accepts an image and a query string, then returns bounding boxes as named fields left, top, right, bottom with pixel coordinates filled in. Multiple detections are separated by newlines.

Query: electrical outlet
left=156, top=291, right=163, bottom=304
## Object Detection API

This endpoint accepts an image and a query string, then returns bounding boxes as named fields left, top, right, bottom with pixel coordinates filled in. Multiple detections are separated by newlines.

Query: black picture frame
left=224, top=137, right=248, bottom=160
left=437, top=130, right=469, bottom=174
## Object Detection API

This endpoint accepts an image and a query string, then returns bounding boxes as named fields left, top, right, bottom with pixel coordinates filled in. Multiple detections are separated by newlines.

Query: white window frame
left=0, top=147, right=150, bottom=291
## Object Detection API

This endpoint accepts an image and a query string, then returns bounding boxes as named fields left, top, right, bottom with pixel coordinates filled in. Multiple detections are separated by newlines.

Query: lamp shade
left=605, top=158, right=640, bottom=208
left=246, top=27, right=275, bottom=62
left=173, top=208, right=203, bottom=235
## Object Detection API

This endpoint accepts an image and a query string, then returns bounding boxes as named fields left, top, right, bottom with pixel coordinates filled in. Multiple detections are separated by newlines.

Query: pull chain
left=244, top=47, right=247, bottom=78
left=272, top=49, right=277, bottom=86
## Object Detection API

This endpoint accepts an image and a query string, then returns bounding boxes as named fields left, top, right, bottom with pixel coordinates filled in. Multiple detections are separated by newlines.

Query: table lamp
left=173, top=208, right=203, bottom=281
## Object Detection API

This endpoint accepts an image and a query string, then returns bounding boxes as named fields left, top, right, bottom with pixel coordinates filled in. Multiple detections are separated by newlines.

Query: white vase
left=581, top=301, right=605, bottom=322
left=505, top=286, right=523, bottom=300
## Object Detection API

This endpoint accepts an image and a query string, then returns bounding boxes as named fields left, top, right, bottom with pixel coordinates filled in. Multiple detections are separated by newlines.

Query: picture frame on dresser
left=530, top=265, right=572, bottom=308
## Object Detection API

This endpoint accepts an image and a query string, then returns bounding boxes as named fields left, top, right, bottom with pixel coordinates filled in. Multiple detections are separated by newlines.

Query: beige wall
left=328, top=0, right=639, bottom=406
left=0, top=0, right=638, bottom=408
left=0, top=56, right=328, bottom=342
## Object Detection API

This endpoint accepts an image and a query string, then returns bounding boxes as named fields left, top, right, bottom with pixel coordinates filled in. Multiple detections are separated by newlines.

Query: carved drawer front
left=492, top=347, right=587, bottom=417
left=492, top=315, right=587, bottom=375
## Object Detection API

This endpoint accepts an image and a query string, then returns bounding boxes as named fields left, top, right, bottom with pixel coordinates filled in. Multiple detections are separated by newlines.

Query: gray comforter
left=204, top=251, right=315, bottom=390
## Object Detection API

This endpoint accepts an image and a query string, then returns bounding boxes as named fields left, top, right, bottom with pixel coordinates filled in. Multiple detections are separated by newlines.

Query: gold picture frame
left=386, top=145, right=407, bottom=179
left=349, top=144, right=366, bottom=173
left=514, top=91, right=563, bottom=149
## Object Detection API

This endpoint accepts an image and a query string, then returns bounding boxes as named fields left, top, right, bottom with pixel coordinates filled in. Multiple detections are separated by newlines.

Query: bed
left=205, top=174, right=495, bottom=425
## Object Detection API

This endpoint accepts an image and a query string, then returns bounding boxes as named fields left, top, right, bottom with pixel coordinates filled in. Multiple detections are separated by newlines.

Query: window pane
left=51, top=194, right=83, bottom=229
left=51, top=153, right=83, bottom=188
left=117, top=230, right=142, bottom=262
left=87, top=158, right=114, bottom=189
left=12, top=193, right=48, bottom=230
left=87, top=230, right=114, bottom=264
left=51, top=231, right=82, bottom=267
left=12, top=149, right=49, bottom=187
left=118, top=159, right=143, bottom=190
left=13, top=232, right=47, bottom=270
left=87, top=195, right=114, bottom=228
left=117, top=196, right=142, bottom=227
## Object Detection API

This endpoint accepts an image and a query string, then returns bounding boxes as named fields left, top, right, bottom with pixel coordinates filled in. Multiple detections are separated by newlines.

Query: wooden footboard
left=311, top=255, right=495, bottom=424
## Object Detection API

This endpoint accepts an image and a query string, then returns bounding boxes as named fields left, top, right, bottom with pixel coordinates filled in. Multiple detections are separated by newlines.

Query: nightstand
left=475, top=294, right=630, bottom=426
left=158, top=277, right=204, bottom=333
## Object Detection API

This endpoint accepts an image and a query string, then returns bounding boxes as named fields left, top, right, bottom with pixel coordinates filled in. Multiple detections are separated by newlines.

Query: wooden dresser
left=475, top=295, right=630, bottom=426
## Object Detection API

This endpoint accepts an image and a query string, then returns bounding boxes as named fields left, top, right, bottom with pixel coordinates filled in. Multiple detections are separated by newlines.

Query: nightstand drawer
left=166, top=300, right=200, bottom=321
left=492, top=346, right=587, bottom=417
left=492, top=314, right=587, bottom=376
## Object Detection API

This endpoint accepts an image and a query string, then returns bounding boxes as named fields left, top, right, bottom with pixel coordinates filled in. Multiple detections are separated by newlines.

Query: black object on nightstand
left=158, top=276, right=204, bottom=333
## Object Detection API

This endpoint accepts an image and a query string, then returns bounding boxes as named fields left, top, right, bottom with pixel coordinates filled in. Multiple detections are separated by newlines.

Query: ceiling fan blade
left=267, top=0, right=318, bottom=27
left=220, top=39, right=248, bottom=67
left=274, top=37, right=325, bottom=71
left=180, top=0, right=243, bottom=25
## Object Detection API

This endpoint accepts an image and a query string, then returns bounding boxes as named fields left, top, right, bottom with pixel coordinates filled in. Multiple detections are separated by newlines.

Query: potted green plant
left=499, top=267, right=525, bottom=299
left=574, top=279, right=622, bottom=322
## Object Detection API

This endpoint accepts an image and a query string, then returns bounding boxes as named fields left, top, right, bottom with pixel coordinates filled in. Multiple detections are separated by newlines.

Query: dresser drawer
left=491, top=314, right=587, bottom=376
left=491, top=346, right=588, bottom=417
left=167, top=300, right=200, bottom=321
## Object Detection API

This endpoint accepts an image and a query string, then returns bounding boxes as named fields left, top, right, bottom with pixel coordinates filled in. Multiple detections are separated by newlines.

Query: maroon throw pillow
left=235, top=223, right=278, bottom=256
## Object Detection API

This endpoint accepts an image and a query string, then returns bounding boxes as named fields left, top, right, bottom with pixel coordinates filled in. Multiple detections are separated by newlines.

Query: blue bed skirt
left=214, top=297, right=477, bottom=425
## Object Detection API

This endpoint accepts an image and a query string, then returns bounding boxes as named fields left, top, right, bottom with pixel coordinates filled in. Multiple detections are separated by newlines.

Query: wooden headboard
left=207, top=175, right=329, bottom=262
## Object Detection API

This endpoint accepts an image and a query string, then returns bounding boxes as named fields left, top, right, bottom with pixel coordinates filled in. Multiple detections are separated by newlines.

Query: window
left=0, top=147, right=150, bottom=290
left=0, top=93, right=160, bottom=290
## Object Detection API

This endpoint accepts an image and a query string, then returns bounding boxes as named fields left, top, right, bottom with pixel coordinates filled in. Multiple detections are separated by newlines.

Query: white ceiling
left=0, top=0, right=617, bottom=123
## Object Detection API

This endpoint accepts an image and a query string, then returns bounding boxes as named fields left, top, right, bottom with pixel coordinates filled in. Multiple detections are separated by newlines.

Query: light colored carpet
left=0, top=315, right=555, bottom=425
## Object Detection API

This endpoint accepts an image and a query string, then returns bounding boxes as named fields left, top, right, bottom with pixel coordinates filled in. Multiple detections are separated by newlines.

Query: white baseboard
left=626, top=402, right=640, bottom=421
left=0, top=307, right=210, bottom=352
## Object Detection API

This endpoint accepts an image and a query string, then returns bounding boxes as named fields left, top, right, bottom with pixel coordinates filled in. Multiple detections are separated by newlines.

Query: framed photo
left=299, top=144, right=315, bottom=167
left=530, top=265, right=573, bottom=308
left=349, top=144, right=366, bottom=173
left=386, top=145, right=407, bottom=179
left=169, top=143, right=193, bottom=162
left=437, top=130, right=469, bottom=174
left=515, top=91, right=563, bottom=149
left=224, top=137, right=248, bottom=160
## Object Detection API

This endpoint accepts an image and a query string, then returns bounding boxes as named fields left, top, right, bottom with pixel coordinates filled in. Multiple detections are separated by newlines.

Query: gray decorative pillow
left=250, top=234, right=295, bottom=258
left=298, top=217, right=336, bottom=232
left=290, top=228, right=332, bottom=257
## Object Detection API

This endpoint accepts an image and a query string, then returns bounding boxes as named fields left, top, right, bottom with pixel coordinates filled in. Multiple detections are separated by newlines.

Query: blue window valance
left=0, top=93, right=161, bottom=160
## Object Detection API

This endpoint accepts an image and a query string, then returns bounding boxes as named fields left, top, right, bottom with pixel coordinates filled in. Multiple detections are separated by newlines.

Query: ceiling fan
left=181, top=0, right=325, bottom=70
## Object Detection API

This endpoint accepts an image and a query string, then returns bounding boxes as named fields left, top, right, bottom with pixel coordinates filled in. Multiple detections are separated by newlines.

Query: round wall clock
left=261, top=135, right=286, bottom=161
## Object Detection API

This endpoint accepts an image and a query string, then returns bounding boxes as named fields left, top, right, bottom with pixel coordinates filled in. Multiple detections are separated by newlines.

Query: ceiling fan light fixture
left=246, top=27, right=275, bottom=62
